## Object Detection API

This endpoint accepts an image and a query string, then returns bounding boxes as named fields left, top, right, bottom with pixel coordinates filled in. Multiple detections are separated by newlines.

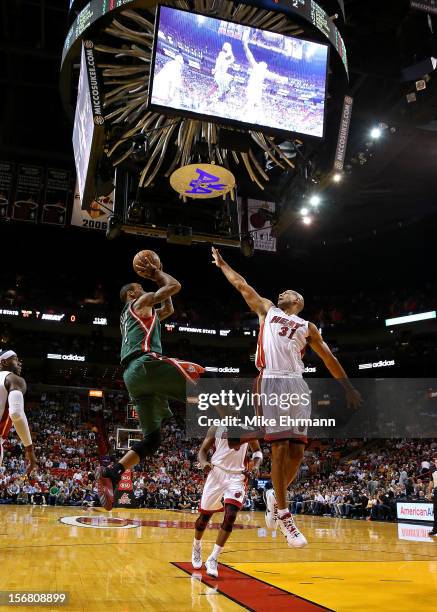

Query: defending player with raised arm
left=242, top=32, right=287, bottom=122
left=192, top=425, right=262, bottom=578
left=96, top=255, right=205, bottom=511
left=211, top=246, right=362, bottom=547
left=0, top=350, right=37, bottom=473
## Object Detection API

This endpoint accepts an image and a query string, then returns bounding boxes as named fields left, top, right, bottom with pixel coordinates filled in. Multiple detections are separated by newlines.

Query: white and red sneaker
left=277, top=512, right=308, bottom=548
left=95, top=466, right=117, bottom=511
left=263, top=488, right=278, bottom=530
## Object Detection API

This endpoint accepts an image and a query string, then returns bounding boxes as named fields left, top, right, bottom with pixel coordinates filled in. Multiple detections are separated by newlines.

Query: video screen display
left=149, top=6, right=329, bottom=138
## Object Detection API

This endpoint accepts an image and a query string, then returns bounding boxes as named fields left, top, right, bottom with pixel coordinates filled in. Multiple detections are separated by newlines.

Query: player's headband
left=0, top=350, right=17, bottom=361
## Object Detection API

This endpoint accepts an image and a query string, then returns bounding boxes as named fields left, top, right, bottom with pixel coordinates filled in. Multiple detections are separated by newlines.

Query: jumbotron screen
left=149, top=6, right=329, bottom=138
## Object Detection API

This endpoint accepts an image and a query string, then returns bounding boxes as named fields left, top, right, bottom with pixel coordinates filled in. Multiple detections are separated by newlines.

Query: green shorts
left=123, top=355, right=187, bottom=435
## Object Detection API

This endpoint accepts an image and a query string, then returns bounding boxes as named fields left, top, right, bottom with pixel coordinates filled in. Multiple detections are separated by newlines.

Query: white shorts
left=257, top=374, right=311, bottom=442
left=199, top=467, right=246, bottom=513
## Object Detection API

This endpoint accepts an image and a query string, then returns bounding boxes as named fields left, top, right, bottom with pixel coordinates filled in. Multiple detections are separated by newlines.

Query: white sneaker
left=192, top=542, right=203, bottom=570
left=264, top=488, right=278, bottom=530
left=205, top=556, right=219, bottom=578
left=277, top=512, right=308, bottom=548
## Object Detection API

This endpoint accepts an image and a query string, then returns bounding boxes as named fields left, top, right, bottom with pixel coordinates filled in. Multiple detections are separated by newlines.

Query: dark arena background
left=0, top=1, right=437, bottom=610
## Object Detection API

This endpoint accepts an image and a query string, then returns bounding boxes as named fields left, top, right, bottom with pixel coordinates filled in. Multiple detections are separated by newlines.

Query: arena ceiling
left=0, top=0, right=436, bottom=249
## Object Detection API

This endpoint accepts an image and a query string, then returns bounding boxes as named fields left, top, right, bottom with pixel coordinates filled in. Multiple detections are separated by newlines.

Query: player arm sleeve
left=8, top=390, right=32, bottom=447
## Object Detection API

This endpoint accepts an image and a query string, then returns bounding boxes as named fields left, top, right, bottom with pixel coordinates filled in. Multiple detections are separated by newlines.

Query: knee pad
left=131, top=429, right=161, bottom=459
left=221, top=503, right=239, bottom=533
left=195, top=513, right=211, bottom=532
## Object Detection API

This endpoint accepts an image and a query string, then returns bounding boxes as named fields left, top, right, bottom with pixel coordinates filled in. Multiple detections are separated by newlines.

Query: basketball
left=133, top=249, right=161, bottom=278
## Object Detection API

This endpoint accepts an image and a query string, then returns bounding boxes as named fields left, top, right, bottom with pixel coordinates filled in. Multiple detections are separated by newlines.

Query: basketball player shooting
left=192, top=426, right=262, bottom=578
left=208, top=42, right=235, bottom=102
left=96, top=253, right=204, bottom=511
left=0, top=350, right=37, bottom=473
left=211, top=247, right=362, bottom=547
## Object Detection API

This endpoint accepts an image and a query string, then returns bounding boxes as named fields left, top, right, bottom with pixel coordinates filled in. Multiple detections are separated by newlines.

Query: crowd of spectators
left=1, top=273, right=435, bottom=331
left=289, top=439, right=437, bottom=522
left=1, top=391, right=436, bottom=524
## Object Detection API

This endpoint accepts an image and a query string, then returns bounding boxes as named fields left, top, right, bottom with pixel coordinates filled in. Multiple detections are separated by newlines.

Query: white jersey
left=0, top=372, right=12, bottom=466
left=211, top=428, right=248, bottom=473
left=215, top=51, right=233, bottom=78
left=255, top=306, right=309, bottom=375
left=0, top=371, right=10, bottom=435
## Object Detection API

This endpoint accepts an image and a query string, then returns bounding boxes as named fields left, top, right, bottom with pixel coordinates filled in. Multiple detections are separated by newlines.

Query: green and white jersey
left=120, top=300, right=162, bottom=365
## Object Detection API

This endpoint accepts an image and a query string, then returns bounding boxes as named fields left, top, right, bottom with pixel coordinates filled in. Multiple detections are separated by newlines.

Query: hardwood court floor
left=0, top=507, right=437, bottom=611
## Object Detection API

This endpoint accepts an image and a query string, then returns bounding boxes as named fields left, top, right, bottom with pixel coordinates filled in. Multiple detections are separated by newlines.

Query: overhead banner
left=71, top=181, right=114, bottom=231
left=410, top=0, right=437, bottom=16
left=42, top=169, right=71, bottom=226
left=249, top=199, right=277, bottom=253
left=12, top=164, right=44, bottom=223
left=0, top=161, right=15, bottom=221
left=334, top=95, right=354, bottom=171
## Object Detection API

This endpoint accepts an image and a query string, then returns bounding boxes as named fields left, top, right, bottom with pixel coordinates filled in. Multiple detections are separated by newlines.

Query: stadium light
left=302, top=216, right=312, bottom=225
left=300, top=207, right=309, bottom=216
left=332, top=173, right=342, bottom=183
left=370, top=127, right=382, bottom=139
left=309, top=195, right=321, bottom=207
left=385, top=311, right=436, bottom=327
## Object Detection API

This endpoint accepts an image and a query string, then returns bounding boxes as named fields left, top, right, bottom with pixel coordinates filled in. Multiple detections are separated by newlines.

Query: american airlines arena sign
left=396, top=501, right=434, bottom=522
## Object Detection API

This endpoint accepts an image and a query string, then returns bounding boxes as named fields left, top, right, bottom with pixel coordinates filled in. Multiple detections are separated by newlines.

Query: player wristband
left=252, top=451, right=263, bottom=460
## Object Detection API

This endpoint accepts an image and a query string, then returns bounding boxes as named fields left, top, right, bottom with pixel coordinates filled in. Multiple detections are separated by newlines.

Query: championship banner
left=71, top=181, right=114, bottom=231
left=41, top=169, right=71, bottom=226
left=114, top=470, right=138, bottom=508
left=247, top=199, right=277, bottom=253
left=334, top=95, right=354, bottom=171
left=11, top=164, right=43, bottom=223
left=0, top=161, right=15, bottom=221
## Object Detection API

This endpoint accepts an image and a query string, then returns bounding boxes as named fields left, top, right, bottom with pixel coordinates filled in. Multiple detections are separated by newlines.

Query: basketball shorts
left=199, top=467, right=246, bottom=513
left=216, top=72, right=232, bottom=92
left=255, top=373, right=311, bottom=443
left=123, top=353, right=204, bottom=436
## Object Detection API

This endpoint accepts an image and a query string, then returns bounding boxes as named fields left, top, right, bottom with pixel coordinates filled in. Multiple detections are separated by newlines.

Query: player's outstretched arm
left=153, top=263, right=175, bottom=321
left=243, top=38, right=256, bottom=68
left=4, top=373, right=37, bottom=473
left=307, top=323, right=363, bottom=409
left=211, top=247, right=273, bottom=319
left=197, top=426, right=217, bottom=475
